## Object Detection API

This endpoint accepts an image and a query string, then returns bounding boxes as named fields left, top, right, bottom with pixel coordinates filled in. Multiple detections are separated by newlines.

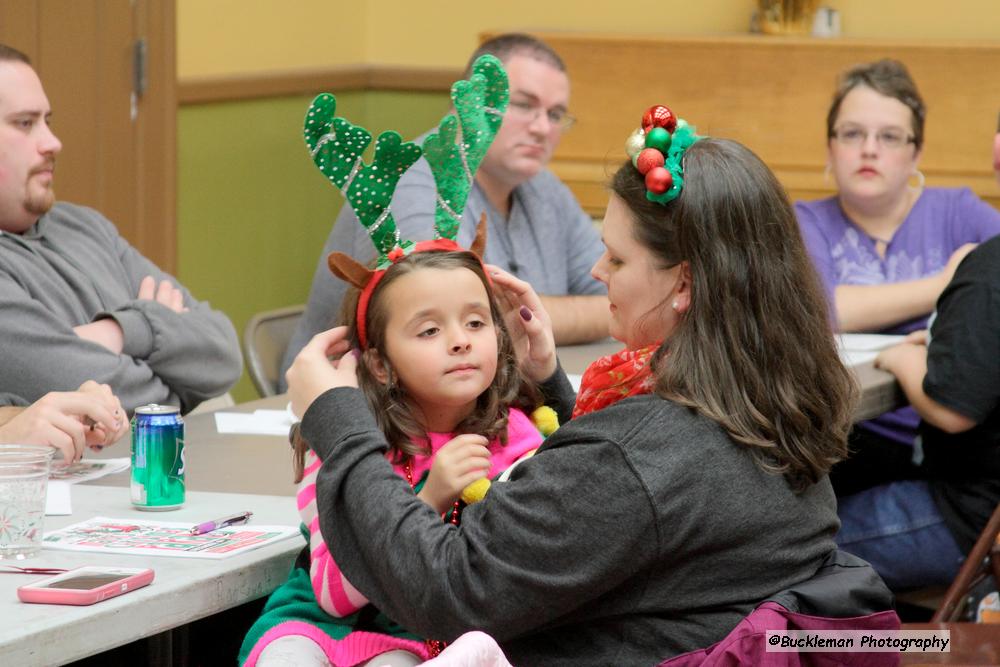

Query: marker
left=189, top=511, right=253, bottom=535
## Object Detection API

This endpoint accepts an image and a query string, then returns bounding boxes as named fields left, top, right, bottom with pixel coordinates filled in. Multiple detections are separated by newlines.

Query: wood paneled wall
left=533, top=33, right=1000, bottom=217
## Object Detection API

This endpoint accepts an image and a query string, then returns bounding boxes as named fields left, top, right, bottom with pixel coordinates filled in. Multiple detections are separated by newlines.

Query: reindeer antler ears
left=328, top=252, right=374, bottom=290
left=470, top=212, right=488, bottom=258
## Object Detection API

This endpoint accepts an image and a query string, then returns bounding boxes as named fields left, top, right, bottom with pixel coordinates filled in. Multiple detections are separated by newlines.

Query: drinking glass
left=0, top=444, right=53, bottom=560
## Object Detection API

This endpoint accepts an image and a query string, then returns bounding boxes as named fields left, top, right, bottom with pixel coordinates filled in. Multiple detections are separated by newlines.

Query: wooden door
left=0, top=0, right=176, bottom=271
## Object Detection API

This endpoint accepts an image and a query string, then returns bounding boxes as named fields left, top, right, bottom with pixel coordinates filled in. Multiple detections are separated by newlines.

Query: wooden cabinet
left=530, top=32, right=1000, bottom=216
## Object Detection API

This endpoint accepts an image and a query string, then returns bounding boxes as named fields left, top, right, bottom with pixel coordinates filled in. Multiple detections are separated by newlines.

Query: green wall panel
left=177, top=90, right=450, bottom=402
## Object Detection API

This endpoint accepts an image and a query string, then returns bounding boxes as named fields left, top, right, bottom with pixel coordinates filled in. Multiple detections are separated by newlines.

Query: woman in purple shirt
left=797, top=59, right=1000, bottom=454
left=796, top=59, right=1000, bottom=590
left=797, top=60, right=1000, bottom=336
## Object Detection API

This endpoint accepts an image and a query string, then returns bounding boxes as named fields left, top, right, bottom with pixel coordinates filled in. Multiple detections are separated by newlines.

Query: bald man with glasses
left=282, top=34, right=608, bottom=384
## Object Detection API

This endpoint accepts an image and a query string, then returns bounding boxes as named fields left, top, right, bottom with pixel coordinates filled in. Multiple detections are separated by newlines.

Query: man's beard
left=25, top=183, right=55, bottom=216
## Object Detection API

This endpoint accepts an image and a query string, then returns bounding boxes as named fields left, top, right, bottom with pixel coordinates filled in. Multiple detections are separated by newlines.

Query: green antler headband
left=624, top=105, right=702, bottom=205
left=423, top=55, right=509, bottom=240
left=302, top=55, right=510, bottom=348
left=303, top=54, right=509, bottom=263
left=304, top=96, right=422, bottom=257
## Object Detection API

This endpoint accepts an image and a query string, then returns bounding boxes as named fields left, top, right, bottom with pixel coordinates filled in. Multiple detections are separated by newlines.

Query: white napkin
left=214, top=409, right=295, bottom=437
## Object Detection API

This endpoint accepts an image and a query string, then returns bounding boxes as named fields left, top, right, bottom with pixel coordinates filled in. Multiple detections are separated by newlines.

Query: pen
left=189, top=511, right=253, bottom=535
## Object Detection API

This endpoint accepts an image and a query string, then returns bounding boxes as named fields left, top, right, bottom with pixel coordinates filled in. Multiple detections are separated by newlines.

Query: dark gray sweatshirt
left=304, top=370, right=840, bottom=666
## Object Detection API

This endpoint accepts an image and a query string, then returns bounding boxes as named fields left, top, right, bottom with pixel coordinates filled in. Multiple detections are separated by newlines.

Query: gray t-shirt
left=281, top=154, right=605, bottom=383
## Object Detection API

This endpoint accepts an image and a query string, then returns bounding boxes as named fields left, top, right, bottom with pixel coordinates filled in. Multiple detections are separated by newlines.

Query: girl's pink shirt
left=389, top=407, right=542, bottom=484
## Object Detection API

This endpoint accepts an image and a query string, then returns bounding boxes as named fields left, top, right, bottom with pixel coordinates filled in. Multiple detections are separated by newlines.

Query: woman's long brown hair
left=611, top=139, right=857, bottom=491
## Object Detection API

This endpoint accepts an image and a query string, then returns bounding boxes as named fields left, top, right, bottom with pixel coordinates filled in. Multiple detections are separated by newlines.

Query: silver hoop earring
left=910, top=169, right=926, bottom=190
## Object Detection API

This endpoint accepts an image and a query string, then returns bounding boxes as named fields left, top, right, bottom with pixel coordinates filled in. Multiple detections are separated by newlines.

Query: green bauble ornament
left=645, top=127, right=672, bottom=152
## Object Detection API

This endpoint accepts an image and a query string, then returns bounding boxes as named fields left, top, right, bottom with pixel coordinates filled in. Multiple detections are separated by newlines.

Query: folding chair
left=242, top=305, right=305, bottom=397
left=932, top=502, right=1000, bottom=622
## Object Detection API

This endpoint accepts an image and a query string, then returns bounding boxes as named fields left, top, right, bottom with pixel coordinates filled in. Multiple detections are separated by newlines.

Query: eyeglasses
left=507, top=99, right=576, bottom=132
left=831, top=125, right=915, bottom=150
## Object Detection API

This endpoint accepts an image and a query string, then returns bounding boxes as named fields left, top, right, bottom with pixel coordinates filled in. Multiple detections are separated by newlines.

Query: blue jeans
left=836, top=480, right=964, bottom=590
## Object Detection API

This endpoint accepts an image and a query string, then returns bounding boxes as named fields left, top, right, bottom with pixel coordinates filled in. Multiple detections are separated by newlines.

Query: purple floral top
left=796, top=187, right=1000, bottom=444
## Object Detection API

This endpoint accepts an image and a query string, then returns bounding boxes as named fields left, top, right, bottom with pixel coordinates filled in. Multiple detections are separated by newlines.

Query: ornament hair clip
left=624, top=105, right=702, bottom=205
left=302, top=55, right=510, bottom=347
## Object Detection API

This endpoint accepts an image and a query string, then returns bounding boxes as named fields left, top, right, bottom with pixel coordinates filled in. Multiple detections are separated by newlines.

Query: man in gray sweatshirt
left=0, top=44, right=241, bottom=414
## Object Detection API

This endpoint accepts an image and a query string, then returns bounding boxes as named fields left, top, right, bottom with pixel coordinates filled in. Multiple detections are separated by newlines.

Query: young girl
left=242, top=55, right=522, bottom=665
left=240, top=248, right=538, bottom=667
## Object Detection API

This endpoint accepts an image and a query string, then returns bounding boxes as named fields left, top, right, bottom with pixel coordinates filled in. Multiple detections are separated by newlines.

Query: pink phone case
left=17, top=567, right=155, bottom=606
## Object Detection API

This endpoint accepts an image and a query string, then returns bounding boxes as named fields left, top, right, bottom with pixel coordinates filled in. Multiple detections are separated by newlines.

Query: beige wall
left=176, top=0, right=366, bottom=77
left=359, top=0, right=756, bottom=68
left=177, top=1, right=755, bottom=76
left=831, top=0, right=1000, bottom=41
left=177, top=1, right=1000, bottom=78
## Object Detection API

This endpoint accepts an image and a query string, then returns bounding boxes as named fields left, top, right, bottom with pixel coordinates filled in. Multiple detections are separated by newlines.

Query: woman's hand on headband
left=487, top=265, right=557, bottom=383
left=286, top=326, right=357, bottom=418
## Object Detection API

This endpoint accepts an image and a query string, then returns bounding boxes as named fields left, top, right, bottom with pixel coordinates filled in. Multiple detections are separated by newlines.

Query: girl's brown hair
left=293, top=250, right=537, bottom=481
left=611, top=139, right=857, bottom=491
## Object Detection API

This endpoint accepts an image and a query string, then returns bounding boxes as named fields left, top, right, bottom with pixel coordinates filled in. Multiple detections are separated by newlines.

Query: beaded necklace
left=402, top=460, right=461, bottom=525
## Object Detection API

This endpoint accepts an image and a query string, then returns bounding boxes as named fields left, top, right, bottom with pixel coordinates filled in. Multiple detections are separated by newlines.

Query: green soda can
left=130, top=404, right=185, bottom=510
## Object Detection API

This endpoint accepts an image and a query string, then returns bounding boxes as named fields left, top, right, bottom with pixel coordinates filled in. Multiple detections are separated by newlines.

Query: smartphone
left=17, top=566, right=155, bottom=606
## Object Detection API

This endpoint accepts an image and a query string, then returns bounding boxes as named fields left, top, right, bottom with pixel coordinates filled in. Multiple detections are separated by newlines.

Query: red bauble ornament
left=635, top=148, right=665, bottom=175
left=645, top=166, right=673, bottom=194
left=642, top=105, right=677, bottom=134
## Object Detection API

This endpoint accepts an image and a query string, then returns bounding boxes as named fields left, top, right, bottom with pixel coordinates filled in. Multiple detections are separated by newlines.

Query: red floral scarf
left=572, top=342, right=661, bottom=418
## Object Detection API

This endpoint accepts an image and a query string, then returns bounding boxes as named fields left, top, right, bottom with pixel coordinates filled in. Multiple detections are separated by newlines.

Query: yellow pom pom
left=460, top=477, right=491, bottom=505
left=530, top=406, right=559, bottom=436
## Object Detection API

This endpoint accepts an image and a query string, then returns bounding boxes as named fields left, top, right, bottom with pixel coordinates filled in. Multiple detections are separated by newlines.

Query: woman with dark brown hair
left=286, top=110, right=890, bottom=665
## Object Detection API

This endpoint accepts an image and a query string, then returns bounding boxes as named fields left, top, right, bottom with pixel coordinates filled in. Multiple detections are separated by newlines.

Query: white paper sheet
left=836, top=333, right=910, bottom=367
left=837, top=333, right=908, bottom=352
left=839, top=348, right=880, bottom=367
left=214, top=409, right=294, bottom=437
left=43, top=516, right=300, bottom=559
left=49, top=458, right=130, bottom=484
left=44, top=481, right=72, bottom=515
